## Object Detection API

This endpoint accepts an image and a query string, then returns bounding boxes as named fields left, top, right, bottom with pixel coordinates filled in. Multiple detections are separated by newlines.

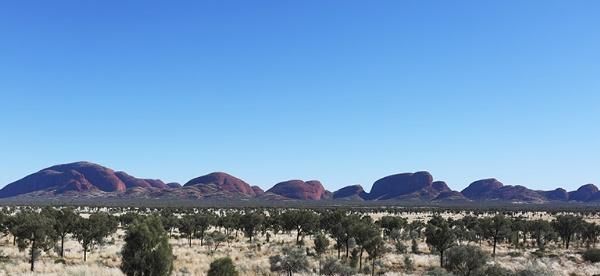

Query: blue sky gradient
left=1, top=1, right=599, bottom=191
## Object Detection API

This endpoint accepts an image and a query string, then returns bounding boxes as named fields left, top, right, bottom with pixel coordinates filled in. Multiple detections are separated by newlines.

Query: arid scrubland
left=1, top=207, right=600, bottom=275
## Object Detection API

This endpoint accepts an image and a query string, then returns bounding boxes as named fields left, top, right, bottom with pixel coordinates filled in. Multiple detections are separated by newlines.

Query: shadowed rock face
left=166, top=182, right=182, bottom=188
left=333, top=185, right=367, bottom=200
left=461, top=179, right=547, bottom=202
left=251, top=186, right=265, bottom=196
left=542, top=188, right=569, bottom=201
left=184, top=172, right=256, bottom=196
left=367, top=172, right=439, bottom=200
left=267, top=180, right=327, bottom=200
left=461, top=179, right=504, bottom=200
left=0, top=162, right=133, bottom=197
left=569, top=184, right=599, bottom=201
left=434, top=191, right=469, bottom=201
left=114, top=171, right=167, bottom=189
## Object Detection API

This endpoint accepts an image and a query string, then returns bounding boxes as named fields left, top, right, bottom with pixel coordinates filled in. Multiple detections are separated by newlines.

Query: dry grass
left=2, top=210, right=600, bottom=275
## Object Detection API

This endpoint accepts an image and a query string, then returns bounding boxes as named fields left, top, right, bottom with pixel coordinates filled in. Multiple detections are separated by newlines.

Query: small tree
left=314, top=233, right=330, bottom=256
left=208, top=257, right=239, bottom=276
left=480, top=214, right=511, bottom=256
left=206, top=231, right=227, bottom=253
left=553, top=215, right=583, bottom=249
left=120, top=216, right=173, bottom=276
left=444, top=245, right=489, bottom=276
left=240, top=212, right=264, bottom=242
left=13, top=211, right=57, bottom=271
left=269, top=246, right=310, bottom=276
left=178, top=214, right=196, bottom=247
left=364, top=235, right=385, bottom=276
left=73, top=212, right=118, bottom=261
left=528, top=219, right=555, bottom=251
left=41, top=207, right=78, bottom=258
left=425, top=215, right=456, bottom=267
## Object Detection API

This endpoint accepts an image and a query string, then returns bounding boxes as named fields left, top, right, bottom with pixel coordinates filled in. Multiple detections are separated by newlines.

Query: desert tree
left=528, top=219, right=556, bottom=251
left=13, top=211, right=57, bottom=271
left=281, top=210, right=319, bottom=244
left=321, top=210, right=348, bottom=259
left=239, top=211, right=264, bottom=242
left=205, top=231, right=228, bottom=254
left=208, top=257, right=239, bottom=276
left=41, top=207, right=78, bottom=258
left=269, top=246, right=310, bottom=276
left=73, top=212, right=118, bottom=261
left=364, top=234, right=386, bottom=276
left=120, top=216, right=173, bottom=276
left=159, top=208, right=179, bottom=238
left=178, top=214, right=196, bottom=247
left=553, top=215, right=583, bottom=249
left=352, top=218, right=379, bottom=271
left=194, top=212, right=216, bottom=246
left=480, top=214, right=511, bottom=256
left=313, top=232, right=330, bottom=274
left=379, top=216, right=407, bottom=240
left=425, top=215, right=456, bottom=266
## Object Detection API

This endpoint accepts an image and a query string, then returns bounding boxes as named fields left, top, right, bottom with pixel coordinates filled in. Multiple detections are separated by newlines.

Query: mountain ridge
left=1, top=161, right=598, bottom=203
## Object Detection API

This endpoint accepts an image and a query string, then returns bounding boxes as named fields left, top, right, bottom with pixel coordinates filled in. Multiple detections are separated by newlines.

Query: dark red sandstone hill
left=333, top=185, right=367, bottom=200
left=461, top=178, right=504, bottom=200
left=1, top=162, right=598, bottom=203
left=267, top=180, right=328, bottom=200
left=0, top=162, right=166, bottom=198
left=114, top=171, right=167, bottom=189
left=366, top=172, right=453, bottom=200
left=184, top=172, right=257, bottom=197
left=569, top=184, right=599, bottom=201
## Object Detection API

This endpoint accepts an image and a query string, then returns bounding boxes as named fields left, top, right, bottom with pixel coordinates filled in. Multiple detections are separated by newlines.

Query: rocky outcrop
left=0, top=162, right=146, bottom=197
left=367, top=172, right=452, bottom=200
left=461, top=179, right=504, bottom=200
left=251, top=186, right=265, bottom=196
left=333, top=185, right=367, bottom=200
left=184, top=172, right=257, bottom=197
left=569, top=184, right=599, bottom=202
left=461, top=179, right=547, bottom=202
left=166, top=182, right=182, bottom=188
left=115, top=171, right=167, bottom=189
left=433, top=191, right=469, bottom=201
left=541, top=188, right=569, bottom=201
left=267, top=180, right=327, bottom=200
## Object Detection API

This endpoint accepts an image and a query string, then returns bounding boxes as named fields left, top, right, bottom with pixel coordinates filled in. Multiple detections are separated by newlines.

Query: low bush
left=582, top=248, right=600, bottom=263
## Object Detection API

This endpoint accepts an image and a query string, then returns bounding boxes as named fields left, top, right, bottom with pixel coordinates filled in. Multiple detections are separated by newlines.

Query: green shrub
left=444, top=245, right=488, bottom=276
left=319, top=257, right=354, bottom=276
left=479, top=265, right=512, bottom=276
left=583, top=248, right=600, bottom=263
left=208, top=257, right=239, bottom=276
left=395, top=241, right=408, bottom=254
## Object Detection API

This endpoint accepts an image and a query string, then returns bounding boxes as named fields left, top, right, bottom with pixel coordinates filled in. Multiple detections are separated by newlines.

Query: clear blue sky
left=1, top=1, right=599, bottom=192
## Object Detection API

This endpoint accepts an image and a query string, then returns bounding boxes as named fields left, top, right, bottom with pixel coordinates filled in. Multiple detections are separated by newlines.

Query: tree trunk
left=30, top=239, right=35, bottom=272
left=345, top=239, right=349, bottom=258
left=371, top=256, right=376, bottom=276
left=439, top=250, right=444, bottom=267
left=84, top=247, right=87, bottom=262
left=359, top=248, right=364, bottom=270
left=493, top=236, right=497, bottom=256
left=61, top=235, right=65, bottom=258
left=188, top=236, right=192, bottom=247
